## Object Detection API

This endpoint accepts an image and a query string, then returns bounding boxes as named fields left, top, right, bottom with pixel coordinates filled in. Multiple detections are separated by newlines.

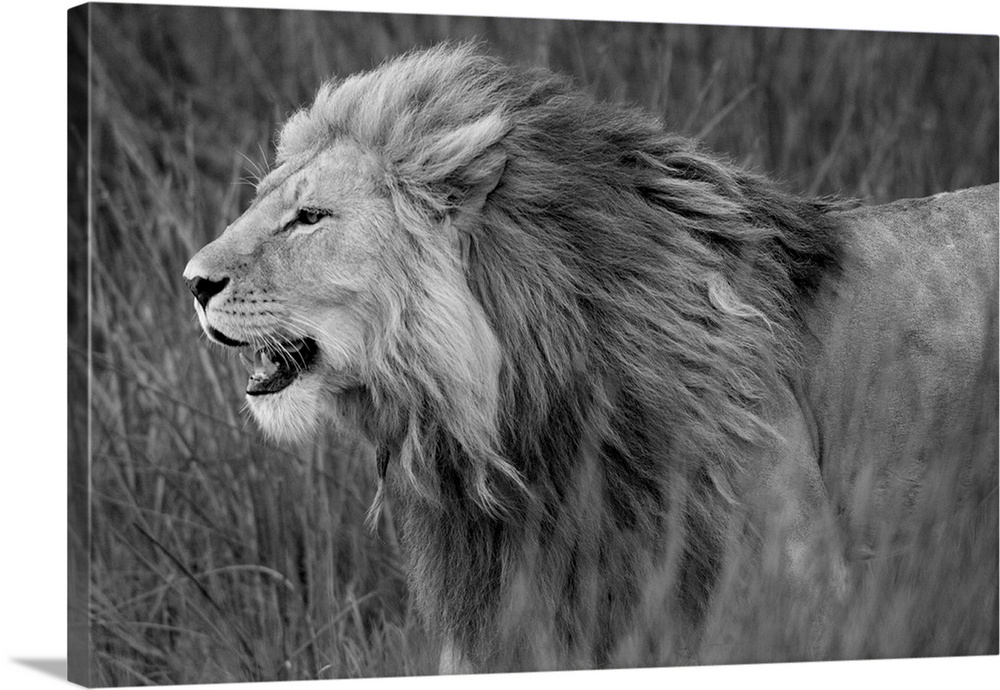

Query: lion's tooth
left=255, top=349, right=279, bottom=377
left=239, top=349, right=255, bottom=375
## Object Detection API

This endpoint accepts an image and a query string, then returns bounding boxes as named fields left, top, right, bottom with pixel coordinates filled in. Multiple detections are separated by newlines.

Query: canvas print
left=67, top=2, right=999, bottom=686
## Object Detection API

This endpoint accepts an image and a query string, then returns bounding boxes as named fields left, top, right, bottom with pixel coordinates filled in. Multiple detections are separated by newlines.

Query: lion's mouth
left=239, top=338, right=319, bottom=396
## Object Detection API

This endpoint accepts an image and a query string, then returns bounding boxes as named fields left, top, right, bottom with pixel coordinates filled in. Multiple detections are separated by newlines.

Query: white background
left=2, top=1, right=997, bottom=688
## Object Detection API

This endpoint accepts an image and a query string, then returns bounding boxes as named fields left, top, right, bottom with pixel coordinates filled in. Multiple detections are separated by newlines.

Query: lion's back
left=802, top=184, right=998, bottom=527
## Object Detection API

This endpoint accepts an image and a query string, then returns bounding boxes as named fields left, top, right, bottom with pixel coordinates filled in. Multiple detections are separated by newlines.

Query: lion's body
left=805, top=188, right=998, bottom=548
left=184, top=45, right=999, bottom=671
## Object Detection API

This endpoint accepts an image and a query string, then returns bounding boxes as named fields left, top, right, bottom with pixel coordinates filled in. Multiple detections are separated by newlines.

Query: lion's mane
left=276, top=44, right=845, bottom=668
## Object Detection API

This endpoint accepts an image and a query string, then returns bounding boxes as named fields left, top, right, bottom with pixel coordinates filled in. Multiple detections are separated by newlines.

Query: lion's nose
left=185, top=275, right=229, bottom=309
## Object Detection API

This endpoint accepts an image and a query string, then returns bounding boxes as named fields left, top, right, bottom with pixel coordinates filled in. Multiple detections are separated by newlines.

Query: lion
left=183, top=44, right=999, bottom=672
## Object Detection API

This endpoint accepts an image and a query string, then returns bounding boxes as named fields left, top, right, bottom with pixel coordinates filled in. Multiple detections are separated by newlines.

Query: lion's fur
left=271, top=43, right=851, bottom=666
left=186, top=43, right=998, bottom=671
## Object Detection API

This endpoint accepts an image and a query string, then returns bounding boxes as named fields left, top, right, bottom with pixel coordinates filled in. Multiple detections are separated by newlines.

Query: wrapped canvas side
left=68, top=3, right=92, bottom=688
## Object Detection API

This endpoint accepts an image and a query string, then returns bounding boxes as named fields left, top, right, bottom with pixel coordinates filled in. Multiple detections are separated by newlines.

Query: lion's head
left=183, top=46, right=531, bottom=512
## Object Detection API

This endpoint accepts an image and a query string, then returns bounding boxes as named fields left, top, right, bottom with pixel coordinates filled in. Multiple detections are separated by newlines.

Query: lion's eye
left=296, top=208, right=326, bottom=226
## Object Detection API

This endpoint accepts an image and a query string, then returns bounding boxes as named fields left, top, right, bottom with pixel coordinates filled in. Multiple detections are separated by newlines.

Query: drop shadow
left=11, top=658, right=67, bottom=680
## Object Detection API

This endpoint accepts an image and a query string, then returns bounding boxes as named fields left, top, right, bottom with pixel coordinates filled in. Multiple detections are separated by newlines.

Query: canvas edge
left=68, top=2, right=93, bottom=687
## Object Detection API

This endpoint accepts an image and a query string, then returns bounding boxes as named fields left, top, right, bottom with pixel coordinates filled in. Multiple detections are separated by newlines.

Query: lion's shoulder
left=803, top=184, right=997, bottom=501
left=832, top=184, right=997, bottom=300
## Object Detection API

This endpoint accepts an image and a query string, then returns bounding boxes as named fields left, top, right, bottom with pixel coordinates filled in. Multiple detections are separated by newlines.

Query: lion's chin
left=245, top=371, right=326, bottom=444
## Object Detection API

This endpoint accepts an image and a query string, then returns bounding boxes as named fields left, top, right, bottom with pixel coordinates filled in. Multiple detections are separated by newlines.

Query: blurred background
left=67, top=3, right=998, bottom=686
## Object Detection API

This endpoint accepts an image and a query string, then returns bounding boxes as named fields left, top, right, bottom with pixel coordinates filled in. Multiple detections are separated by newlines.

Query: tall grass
left=68, top=4, right=998, bottom=686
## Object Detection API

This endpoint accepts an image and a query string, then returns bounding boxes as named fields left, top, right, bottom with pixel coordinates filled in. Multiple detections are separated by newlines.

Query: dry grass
left=68, top=4, right=998, bottom=686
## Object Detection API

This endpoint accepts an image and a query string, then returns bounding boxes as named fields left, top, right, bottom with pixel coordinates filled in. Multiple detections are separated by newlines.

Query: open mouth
left=239, top=338, right=319, bottom=396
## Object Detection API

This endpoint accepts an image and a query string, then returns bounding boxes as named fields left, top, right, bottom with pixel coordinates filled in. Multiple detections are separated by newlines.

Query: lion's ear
left=401, top=113, right=510, bottom=220
left=449, top=145, right=507, bottom=220
left=445, top=146, right=505, bottom=271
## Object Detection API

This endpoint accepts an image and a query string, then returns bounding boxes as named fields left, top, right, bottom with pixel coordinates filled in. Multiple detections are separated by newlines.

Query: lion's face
left=183, top=141, right=401, bottom=442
